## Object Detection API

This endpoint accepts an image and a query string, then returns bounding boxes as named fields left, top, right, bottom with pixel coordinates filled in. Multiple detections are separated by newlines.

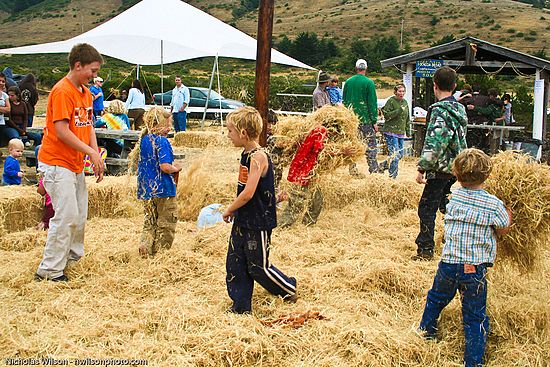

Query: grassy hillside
left=0, top=0, right=548, bottom=54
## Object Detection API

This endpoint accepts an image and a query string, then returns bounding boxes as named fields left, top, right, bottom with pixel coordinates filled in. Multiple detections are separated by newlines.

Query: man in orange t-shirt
left=35, top=43, right=104, bottom=282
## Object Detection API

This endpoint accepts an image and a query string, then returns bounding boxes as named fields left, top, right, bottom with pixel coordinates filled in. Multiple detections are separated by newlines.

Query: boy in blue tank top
left=222, top=106, right=297, bottom=314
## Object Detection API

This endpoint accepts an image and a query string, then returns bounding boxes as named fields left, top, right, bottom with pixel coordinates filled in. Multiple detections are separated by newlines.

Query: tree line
left=275, top=32, right=407, bottom=72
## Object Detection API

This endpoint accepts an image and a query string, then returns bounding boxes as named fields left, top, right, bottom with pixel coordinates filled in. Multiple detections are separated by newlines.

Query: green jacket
left=342, top=74, right=378, bottom=125
left=474, top=103, right=504, bottom=125
left=418, top=99, right=468, bottom=174
left=381, top=96, right=410, bottom=136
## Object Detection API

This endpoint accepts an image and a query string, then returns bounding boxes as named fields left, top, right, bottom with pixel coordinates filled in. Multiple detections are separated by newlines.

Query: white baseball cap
left=94, top=76, right=104, bottom=83
left=355, top=59, right=368, bottom=69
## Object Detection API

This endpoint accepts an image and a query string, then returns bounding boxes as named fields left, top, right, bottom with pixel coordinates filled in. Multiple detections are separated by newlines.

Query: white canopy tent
left=0, top=0, right=313, bottom=68
left=0, top=0, right=314, bottom=122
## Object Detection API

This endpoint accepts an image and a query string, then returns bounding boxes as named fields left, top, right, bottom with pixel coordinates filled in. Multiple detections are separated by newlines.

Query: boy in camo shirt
left=413, top=66, right=468, bottom=261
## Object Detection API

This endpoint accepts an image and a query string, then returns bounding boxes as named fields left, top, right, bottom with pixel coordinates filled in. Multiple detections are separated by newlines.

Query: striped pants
left=226, top=225, right=296, bottom=313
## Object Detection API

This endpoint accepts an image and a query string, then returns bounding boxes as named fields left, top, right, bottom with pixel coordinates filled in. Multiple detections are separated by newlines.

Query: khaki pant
left=141, top=196, right=178, bottom=256
left=279, top=184, right=323, bottom=227
left=36, top=164, right=87, bottom=279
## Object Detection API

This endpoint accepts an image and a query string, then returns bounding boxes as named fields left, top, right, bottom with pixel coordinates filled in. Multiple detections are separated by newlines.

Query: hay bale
left=484, top=152, right=550, bottom=271
left=0, top=186, right=42, bottom=235
left=273, top=106, right=365, bottom=173
left=87, top=176, right=141, bottom=218
left=173, top=131, right=230, bottom=148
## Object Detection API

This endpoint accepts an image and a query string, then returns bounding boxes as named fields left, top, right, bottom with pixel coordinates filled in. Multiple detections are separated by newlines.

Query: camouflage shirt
left=418, top=98, right=468, bottom=174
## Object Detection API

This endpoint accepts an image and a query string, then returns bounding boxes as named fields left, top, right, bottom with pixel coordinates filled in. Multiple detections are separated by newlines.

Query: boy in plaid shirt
left=419, top=148, right=512, bottom=367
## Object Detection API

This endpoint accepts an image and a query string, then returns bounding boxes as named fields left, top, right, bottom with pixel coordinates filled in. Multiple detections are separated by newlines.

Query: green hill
left=0, top=0, right=548, bottom=55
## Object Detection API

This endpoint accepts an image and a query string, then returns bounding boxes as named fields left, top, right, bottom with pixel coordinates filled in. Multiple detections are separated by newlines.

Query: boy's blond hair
left=105, top=99, right=127, bottom=115
left=452, top=148, right=492, bottom=184
left=227, top=106, right=263, bottom=140
left=144, top=106, right=171, bottom=134
left=8, top=138, right=24, bottom=151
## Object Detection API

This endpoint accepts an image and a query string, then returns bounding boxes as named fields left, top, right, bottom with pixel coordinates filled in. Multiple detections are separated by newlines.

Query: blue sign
left=415, top=59, right=444, bottom=78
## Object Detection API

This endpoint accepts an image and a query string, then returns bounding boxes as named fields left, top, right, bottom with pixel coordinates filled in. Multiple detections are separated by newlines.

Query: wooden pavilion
left=381, top=36, right=550, bottom=156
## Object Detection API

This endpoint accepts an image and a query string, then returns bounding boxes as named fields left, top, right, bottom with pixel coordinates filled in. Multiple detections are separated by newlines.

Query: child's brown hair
left=68, top=43, right=104, bottom=69
left=452, top=148, right=492, bottom=185
left=227, top=106, right=263, bottom=140
left=433, top=66, right=456, bottom=92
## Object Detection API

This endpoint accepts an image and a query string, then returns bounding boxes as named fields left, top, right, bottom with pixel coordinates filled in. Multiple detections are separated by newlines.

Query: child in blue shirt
left=419, top=148, right=512, bottom=367
left=222, top=106, right=297, bottom=314
left=326, top=77, right=343, bottom=105
left=2, top=138, right=24, bottom=185
left=136, top=107, right=182, bottom=257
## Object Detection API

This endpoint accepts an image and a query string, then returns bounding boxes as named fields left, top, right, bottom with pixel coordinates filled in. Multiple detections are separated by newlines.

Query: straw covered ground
left=0, top=140, right=549, bottom=366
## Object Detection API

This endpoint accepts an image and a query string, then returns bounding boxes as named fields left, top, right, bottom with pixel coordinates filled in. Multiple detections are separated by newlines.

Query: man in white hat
left=312, top=71, right=332, bottom=110
left=343, top=59, right=380, bottom=175
left=90, top=76, right=104, bottom=118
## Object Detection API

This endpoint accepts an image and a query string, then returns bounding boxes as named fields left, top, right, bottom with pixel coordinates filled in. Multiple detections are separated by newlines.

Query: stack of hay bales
left=484, top=151, right=550, bottom=271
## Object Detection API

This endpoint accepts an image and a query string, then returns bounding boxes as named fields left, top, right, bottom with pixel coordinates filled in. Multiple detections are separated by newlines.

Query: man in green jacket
left=381, top=83, right=411, bottom=178
left=414, top=66, right=468, bottom=261
left=343, top=59, right=380, bottom=175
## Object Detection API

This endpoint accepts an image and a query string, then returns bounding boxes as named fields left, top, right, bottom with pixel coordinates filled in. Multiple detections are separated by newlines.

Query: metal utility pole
left=255, top=0, right=274, bottom=147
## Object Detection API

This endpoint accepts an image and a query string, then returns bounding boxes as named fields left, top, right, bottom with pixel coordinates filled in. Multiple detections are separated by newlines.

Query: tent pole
left=137, top=64, right=140, bottom=79
left=202, top=54, right=218, bottom=128
left=216, top=57, right=223, bottom=130
left=161, top=40, right=164, bottom=106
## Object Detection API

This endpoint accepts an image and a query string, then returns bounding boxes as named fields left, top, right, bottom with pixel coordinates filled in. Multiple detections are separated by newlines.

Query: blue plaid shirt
left=442, top=187, right=509, bottom=265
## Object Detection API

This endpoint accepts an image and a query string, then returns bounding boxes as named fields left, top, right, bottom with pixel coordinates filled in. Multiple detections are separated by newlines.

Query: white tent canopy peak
left=0, top=0, right=314, bottom=69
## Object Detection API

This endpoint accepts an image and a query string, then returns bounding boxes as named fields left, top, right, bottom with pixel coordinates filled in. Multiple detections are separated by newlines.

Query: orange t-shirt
left=39, top=77, right=93, bottom=173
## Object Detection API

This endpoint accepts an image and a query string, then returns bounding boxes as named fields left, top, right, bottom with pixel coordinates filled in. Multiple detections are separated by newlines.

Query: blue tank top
left=234, top=148, right=277, bottom=230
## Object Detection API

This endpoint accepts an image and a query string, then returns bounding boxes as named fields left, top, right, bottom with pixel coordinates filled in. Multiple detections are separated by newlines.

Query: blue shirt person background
left=326, top=77, right=343, bottom=105
left=170, top=76, right=190, bottom=132
left=89, top=76, right=105, bottom=118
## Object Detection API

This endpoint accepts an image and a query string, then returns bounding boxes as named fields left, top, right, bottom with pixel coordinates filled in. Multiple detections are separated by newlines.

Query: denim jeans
left=173, top=111, right=187, bottom=132
left=420, top=262, right=489, bottom=367
left=415, top=177, right=454, bottom=255
left=0, top=125, right=19, bottom=146
left=21, top=131, right=42, bottom=146
left=384, top=134, right=404, bottom=178
left=349, top=124, right=379, bottom=174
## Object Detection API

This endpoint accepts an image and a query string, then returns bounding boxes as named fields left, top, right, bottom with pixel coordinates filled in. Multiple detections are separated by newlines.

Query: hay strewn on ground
left=0, top=146, right=548, bottom=366
left=485, top=151, right=550, bottom=271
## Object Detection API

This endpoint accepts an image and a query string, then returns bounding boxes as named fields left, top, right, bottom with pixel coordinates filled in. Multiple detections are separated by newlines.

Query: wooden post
left=255, top=0, right=274, bottom=147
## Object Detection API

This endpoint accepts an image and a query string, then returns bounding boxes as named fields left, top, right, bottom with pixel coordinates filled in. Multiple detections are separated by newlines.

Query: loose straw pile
left=484, top=151, right=550, bottom=271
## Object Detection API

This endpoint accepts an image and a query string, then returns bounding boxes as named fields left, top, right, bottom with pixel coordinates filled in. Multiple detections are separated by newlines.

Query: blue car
left=153, top=87, right=244, bottom=118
